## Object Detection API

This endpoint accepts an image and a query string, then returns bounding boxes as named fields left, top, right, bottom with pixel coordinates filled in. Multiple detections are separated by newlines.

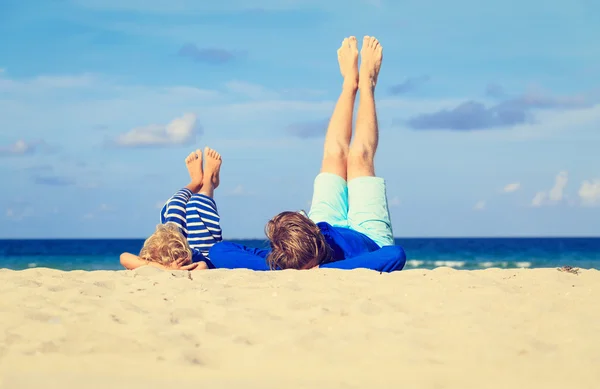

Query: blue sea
left=1, top=238, right=599, bottom=271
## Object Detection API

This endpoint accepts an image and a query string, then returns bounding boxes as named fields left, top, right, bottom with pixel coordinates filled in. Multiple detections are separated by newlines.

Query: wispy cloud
left=83, top=204, right=116, bottom=220
left=531, top=171, right=568, bottom=207
left=389, top=75, right=430, bottom=95
left=34, top=175, right=75, bottom=186
left=71, top=0, right=341, bottom=12
left=0, top=73, right=97, bottom=93
left=473, top=200, right=486, bottom=211
left=485, top=83, right=506, bottom=98
left=5, top=200, right=34, bottom=221
left=578, top=179, right=600, bottom=207
left=225, top=80, right=277, bottom=99
left=285, top=118, right=328, bottom=138
left=227, top=184, right=256, bottom=196
left=503, top=182, right=520, bottom=193
left=178, top=44, right=238, bottom=65
left=407, top=88, right=590, bottom=131
left=113, top=113, right=201, bottom=147
left=389, top=196, right=401, bottom=207
left=0, top=140, right=37, bottom=156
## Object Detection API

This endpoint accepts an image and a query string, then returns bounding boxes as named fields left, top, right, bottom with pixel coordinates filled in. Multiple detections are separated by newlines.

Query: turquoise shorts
left=307, top=172, right=394, bottom=247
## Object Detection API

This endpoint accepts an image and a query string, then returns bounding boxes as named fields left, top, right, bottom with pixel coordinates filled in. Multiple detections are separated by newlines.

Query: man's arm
left=320, top=245, right=406, bottom=272
left=208, top=242, right=272, bottom=270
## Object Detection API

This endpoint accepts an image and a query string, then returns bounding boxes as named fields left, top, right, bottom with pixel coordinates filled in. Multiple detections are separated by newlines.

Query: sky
left=0, top=0, right=599, bottom=239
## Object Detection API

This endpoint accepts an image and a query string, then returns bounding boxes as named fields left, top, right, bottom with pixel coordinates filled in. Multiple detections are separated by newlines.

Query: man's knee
left=323, top=141, right=349, bottom=161
left=347, top=149, right=374, bottom=171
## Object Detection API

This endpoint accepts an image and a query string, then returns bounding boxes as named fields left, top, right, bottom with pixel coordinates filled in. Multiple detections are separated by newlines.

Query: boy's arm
left=120, top=252, right=156, bottom=269
left=119, top=252, right=200, bottom=271
left=320, top=245, right=406, bottom=272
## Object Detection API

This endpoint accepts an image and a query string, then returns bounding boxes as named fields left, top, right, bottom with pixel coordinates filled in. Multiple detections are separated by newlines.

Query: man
left=209, top=36, right=406, bottom=272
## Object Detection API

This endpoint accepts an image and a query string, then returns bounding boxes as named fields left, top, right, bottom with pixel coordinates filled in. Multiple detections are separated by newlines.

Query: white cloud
left=0, top=73, right=97, bottom=93
left=0, top=68, right=5, bottom=74
left=0, top=140, right=36, bottom=156
left=99, top=204, right=114, bottom=212
left=227, top=184, right=256, bottom=196
left=83, top=204, right=116, bottom=220
left=389, top=196, right=401, bottom=207
left=473, top=200, right=486, bottom=211
left=578, top=179, right=600, bottom=206
left=531, top=170, right=568, bottom=207
left=531, top=192, right=546, bottom=207
left=503, top=182, right=520, bottom=193
left=549, top=171, right=568, bottom=201
left=71, top=0, right=361, bottom=12
left=114, top=113, right=200, bottom=147
left=5, top=205, right=34, bottom=221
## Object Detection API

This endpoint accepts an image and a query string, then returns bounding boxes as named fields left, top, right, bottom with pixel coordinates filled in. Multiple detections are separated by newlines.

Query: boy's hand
left=180, top=263, right=200, bottom=271
left=169, top=256, right=193, bottom=270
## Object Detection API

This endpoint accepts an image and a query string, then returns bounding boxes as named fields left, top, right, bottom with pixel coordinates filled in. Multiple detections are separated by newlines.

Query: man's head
left=265, top=211, right=333, bottom=270
left=139, top=223, right=192, bottom=266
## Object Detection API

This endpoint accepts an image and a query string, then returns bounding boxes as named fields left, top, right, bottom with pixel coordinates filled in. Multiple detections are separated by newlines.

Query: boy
left=120, top=147, right=223, bottom=271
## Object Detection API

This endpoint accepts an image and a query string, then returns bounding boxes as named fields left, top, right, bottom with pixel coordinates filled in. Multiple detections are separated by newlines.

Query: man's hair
left=265, top=211, right=333, bottom=270
left=139, top=223, right=192, bottom=266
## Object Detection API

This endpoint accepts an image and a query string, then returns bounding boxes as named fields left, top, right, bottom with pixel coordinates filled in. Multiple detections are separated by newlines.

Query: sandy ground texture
left=0, top=266, right=599, bottom=389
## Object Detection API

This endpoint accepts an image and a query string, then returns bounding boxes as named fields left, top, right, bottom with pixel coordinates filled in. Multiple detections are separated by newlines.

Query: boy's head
left=265, top=211, right=332, bottom=270
left=139, top=223, right=192, bottom=266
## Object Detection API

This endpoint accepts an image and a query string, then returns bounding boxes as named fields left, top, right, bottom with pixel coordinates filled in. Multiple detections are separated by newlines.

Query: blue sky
left=1, top=0, right=599, bottom=239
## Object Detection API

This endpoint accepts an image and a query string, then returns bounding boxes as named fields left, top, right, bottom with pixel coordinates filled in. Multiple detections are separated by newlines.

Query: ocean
left=1, top=238, right=599, bottom=271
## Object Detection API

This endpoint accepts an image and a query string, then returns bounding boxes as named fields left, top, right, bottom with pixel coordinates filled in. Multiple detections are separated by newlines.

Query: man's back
left=317, top=222, right=380, bottom=263
left=207, top=222, right=406, bottom=272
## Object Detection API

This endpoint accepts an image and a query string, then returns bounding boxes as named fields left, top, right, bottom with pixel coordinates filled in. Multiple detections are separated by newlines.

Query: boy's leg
left=186, top=147, right=223, bottom=259
left=308, top=37, right=359, bottom=227
left=347, top=36, right=394, bottom=247
left=160, top=150, right=204, bottom=236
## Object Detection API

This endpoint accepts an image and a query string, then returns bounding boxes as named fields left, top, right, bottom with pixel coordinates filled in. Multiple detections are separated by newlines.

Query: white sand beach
left=0, top=267, right=599, bottom=389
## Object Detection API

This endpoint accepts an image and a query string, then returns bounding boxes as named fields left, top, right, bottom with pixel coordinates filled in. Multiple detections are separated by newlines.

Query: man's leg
left=321, top=36, right=359, bottom=180
left=348, top=36, right=381, bottom=181
left=186, top=147, right=223, bottom=260
left=308, top=37, right=358, bottom=227
left=347, top=36, right=394, bottom=247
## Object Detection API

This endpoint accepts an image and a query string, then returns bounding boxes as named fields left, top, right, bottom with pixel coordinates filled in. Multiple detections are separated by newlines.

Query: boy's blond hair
left=139, top=223, right=192, bottom=266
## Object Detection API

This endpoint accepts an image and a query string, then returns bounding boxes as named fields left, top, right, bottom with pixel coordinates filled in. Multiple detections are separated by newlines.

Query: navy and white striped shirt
left=160, top=188, right=222, bottom=262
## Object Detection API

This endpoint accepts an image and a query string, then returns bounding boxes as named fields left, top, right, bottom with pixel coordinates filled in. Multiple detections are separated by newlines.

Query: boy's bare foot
left=337, top=36, right=359, bottom=90
left=200, top=147, right=222, bottom=197
left=185, top=149, right=203, bottom=193
left=359, top=36, right=383, bottom=90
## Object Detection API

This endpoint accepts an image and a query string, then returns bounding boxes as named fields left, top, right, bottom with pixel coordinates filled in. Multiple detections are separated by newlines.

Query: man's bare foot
left=359, top=36, right=383, bottom=90
left=185, top=149, right=203, bottom=193
left=201, top=147, right=222, bottom=197
left=337, top=36, right=359, bottom=90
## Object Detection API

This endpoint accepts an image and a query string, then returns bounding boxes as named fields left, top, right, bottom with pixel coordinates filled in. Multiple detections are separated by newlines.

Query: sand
left=0, top=266, right=598, bottom=389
